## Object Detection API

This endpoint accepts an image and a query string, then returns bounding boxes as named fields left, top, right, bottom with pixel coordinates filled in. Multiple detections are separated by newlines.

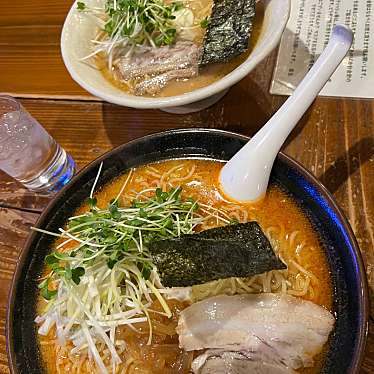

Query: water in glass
left=0, top=96, right=75, bottom=192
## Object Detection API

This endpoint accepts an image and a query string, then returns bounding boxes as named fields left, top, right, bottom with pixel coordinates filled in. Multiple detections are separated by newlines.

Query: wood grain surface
left=0, top=0, right=91, bottom=99
left=0, top=0, right=374, bottom=372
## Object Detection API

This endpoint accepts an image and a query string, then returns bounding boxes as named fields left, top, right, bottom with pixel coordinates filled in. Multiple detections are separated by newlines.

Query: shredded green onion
left=34, top=164, right=205, bottom=373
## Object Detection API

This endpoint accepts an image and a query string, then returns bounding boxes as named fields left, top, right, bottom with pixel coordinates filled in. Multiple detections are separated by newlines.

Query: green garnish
left=87, top=196, right=97, bottom=210
left=71, top=266, right=85, bottom=284
left=230, top=217, right=239, bottom=225
left=78, top=0, right=209, bottom=74
left=36, top=184, right=201, bottom=303
left=38, top=278, right=58, bottom=300
left=200, top=16, right=210, bottom=29
left=45, top=253, right=60, bottom=265
left=41, top=287, right=58, bottom=301
left=33, top=164, right=233, bottom=371
left=77, top=1, right=86, bottom=11
left=102, top=0, right=184, bottom=47
left=34, top=182, right=203, bottom=371
left=141, top=262, right=152, bottom=280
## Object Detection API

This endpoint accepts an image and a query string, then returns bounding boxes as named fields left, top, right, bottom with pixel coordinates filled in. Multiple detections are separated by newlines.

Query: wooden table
left=0, top=1, right=373, bottom=372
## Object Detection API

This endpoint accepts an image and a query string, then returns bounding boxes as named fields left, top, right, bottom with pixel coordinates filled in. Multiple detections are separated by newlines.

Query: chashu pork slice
left=116, top=41, right=200, bottom=95
left=176, top=293, right=334, bottom=370
left=192, top=350, right=296, bottom=374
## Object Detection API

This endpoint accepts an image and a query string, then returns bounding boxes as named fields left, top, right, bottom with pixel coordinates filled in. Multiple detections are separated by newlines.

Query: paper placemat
left=271, top=0, right=374, bottom=98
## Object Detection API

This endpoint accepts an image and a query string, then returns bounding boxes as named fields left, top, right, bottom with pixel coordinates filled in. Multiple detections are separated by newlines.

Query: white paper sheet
left=271, top=0, right=374, bottom=98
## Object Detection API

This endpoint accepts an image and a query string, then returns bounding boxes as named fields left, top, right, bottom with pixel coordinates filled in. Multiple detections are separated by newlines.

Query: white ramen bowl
left=61, top=0, right=290, bottom=113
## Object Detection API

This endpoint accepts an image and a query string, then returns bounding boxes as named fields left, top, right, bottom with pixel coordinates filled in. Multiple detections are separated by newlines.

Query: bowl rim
left=60, top=0, right=291, bottom=109
left=6, top=128, right=369, bottom=373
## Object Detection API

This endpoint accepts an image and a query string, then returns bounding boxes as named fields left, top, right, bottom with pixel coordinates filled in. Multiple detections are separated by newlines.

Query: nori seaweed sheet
left=199, top=0, right=256, bottom=66
left=148, top=222, right=286, bottom=287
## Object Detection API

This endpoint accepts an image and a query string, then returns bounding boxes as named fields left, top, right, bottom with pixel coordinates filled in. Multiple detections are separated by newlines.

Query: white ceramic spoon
left=219, top=24, right=353, bottom=202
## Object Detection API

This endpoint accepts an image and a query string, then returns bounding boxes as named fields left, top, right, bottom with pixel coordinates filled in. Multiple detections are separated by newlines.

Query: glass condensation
left=0, top=96, right=75, bottom=192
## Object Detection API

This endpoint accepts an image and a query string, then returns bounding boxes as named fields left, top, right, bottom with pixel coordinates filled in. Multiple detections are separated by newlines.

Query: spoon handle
left=220, top=24, right=353, bottom=202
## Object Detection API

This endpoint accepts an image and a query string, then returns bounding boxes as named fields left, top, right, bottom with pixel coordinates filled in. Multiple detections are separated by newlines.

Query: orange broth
left=38, top=159, right=332, bottom=373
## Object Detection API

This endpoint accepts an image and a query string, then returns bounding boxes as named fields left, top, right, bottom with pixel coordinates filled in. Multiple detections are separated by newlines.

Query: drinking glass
left=0, top=96, right=76, bottom=193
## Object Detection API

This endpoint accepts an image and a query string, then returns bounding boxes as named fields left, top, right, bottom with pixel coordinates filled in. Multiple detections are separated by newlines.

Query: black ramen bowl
left=7, top=129, right=369, bottom=373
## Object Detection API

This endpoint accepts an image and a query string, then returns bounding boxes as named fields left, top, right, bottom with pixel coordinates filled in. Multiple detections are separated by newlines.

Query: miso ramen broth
left=38, top=159, right=332, bottom=374
left=81, top=0, right=263, bottom=97
left=99, top=3, right=264, bottom=97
